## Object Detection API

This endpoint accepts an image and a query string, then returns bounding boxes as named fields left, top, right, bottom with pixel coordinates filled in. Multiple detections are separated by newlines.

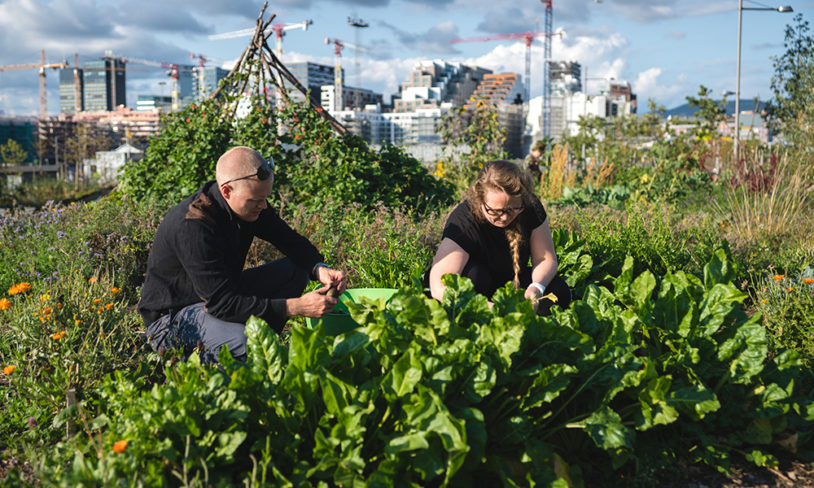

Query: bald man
left=138, top=146, right=347, bottom=363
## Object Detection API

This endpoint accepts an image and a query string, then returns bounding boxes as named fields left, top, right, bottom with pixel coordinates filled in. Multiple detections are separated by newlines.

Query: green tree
left=685, top=85, right=728, bottom=140
left=436, top=101, right=510, bottom=190
left=765, top=13, right=814, bottom=152
left=0, top=139, right=29, bottom=166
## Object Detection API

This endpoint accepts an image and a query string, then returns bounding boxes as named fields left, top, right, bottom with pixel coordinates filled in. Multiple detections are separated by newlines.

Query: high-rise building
left=136, top=95, right=172, bottom=112
left=192, top=66, right=229, bottom=100
left=59, top=67, right=84, bottom=114
left=465, top=73, right=524, bottom=109
left=393, top=61, right=491, bottom=112
left=286, top=62, right=338, bottom=107
left=321, top=85, right=382, bottom=113
left=549, top=61, right=582, bottom=95
left=83, top=58, right=126, bottom=112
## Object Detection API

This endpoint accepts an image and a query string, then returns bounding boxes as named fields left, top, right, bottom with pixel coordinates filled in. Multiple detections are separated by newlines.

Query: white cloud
left=633, top=67, right=684, bottom=107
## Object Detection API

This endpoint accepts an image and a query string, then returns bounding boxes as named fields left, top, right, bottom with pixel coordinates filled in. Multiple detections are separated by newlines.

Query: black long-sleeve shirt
left=138, top=181, right=323, bottom=328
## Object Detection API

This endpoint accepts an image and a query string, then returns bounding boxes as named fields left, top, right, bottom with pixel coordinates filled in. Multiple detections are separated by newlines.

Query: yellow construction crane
left=0, top=50, right=67, bottom=118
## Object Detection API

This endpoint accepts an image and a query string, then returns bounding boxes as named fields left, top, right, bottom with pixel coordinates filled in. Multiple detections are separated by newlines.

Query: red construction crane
left=0, top=50, right=67, bottom=118
left=324, top=37, right=368, bottom=112
left=118, top=55, right=184, bottom=111
left=450, top=29, right=562, bottom=119
left=189, top=52, right=226, bottom=67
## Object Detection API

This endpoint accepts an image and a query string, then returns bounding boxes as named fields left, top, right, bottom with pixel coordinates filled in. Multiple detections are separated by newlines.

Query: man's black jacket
left=138, top=181, right=323, bottom=328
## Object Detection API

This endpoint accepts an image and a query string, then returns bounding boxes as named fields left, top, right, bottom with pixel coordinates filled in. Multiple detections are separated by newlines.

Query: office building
left=549, top=61, right=582, bottom=95
left=393, top=61, right=491, bottom=112
left=465, top=73, right=524, bottom=109
left=193, top=66, right=229, bottom=100
left=0, top=116, right=38, bottom=163
left=136, top=95, right=173, bottom=112
left=321, top=85, right=383, bottom=113
left=286, top=62, right=338, bottom=107
left=83, top=58, right=126, bottom=112
left=59, top=67, right=84, bottom=114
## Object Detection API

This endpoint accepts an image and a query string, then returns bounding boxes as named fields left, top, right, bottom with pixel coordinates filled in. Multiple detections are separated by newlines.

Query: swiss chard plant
left=47, top=249, right=813, bottom=487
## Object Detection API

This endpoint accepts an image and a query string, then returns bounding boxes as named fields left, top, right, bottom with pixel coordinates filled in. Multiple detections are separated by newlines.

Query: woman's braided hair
left=466, top=160, right=536, bottom=288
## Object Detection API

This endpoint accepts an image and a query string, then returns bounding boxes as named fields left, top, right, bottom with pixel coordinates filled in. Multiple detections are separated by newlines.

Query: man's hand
left=286, top=286, right=339, bottom=318
left=316, top=266, right=348, bottom=294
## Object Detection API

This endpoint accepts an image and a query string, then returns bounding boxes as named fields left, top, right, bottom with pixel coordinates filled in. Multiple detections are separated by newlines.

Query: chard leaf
left=614, top=255, right=635, bottom=295
left=245, top=316, right=287, bottom=384
left=583, top=406, right=634, bottom=450
left=703, top=248, right=737, bottom=290
left=669, top=385, right=721, bottom=420
left=319, top=369, right=358, bottom=416
left=717, top=322, right=768, bottom=383
left=699, top=283, right=748, bottom=336
left=382, top=348, right=423, bottom=402
left=524, top=363, right=576, bottom=409
left=629, top=270, right=656, bottom=314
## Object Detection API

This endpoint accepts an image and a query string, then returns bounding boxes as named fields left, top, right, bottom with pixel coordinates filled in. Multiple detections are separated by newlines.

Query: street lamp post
left=734, top=1, right=792, bottom=165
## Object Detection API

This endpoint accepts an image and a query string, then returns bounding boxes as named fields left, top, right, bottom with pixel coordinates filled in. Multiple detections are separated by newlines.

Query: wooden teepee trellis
left=209, top=2, right=347, bottom=136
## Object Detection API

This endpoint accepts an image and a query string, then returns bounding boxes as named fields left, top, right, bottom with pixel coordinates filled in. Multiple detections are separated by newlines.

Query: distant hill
left=661, top=99, right=766, bottom=118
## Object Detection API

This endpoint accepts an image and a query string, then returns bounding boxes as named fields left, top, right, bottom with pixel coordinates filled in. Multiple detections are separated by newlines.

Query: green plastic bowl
left=305, top=288, right=398, bottom=335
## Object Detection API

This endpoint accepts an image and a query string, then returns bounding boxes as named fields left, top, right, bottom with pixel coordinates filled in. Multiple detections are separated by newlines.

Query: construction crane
left=347, top=17, right=369, bottom=111
left=0, top=50, right=67, bottom=118
left=542, top=0, right=553, bottom=139
left=209, top=20, right=313, bottom=58
left=189, top=52, right=226, bottom=68
left=450, top=27, right=562, bottom=133
left=323, top=37, right=369, bottom=112
left=119, top=55, right=184, bottom=111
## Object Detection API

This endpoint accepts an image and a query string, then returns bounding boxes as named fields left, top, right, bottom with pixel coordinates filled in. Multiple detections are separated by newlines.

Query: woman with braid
left=428, top=160, right=571, bottom=316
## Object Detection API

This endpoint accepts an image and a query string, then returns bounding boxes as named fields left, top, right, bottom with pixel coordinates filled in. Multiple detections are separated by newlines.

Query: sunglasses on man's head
left=219, top=158, right=275, bottom=187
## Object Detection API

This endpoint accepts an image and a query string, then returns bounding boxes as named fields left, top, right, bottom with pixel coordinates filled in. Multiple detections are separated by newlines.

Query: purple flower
left=57, top=231, right=67, bottom=239
left=27, top=417, right=37, bottom=429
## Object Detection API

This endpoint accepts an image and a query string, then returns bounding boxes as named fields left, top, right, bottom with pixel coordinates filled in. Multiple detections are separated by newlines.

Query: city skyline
left=1, top=0, right=812, bottom=117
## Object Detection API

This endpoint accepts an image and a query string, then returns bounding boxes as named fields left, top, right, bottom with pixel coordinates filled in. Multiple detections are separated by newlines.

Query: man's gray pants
left=145, top=258, right=309, bottom=363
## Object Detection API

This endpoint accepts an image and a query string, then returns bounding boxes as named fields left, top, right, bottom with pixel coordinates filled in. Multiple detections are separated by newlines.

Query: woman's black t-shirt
left=441, top=197, right=548, bottom=287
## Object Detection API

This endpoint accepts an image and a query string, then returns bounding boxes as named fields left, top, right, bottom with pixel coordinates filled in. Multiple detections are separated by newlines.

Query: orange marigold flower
left=112, top=440, right=128, bottom=453
left=52, top=330, right=66, bottom=340
left=93, top=298, right=102, bottom=305
left=110, top=287, right=121, bottom=295
left=761, top=299, right=768, bottom=303
left=75, top=319, right=81, bottom=326
left=0, top=298, right=10, bottom=311
left=787, top=286, right=794, bottom=292
left=8, top=282, right=32, bottom=295
left=105, top=303, right=114, bottom=310
left=804, top=278, right=814, bottom=285
left=88, top=277, right=98, bottom=284
left=3, top=365, right=16, bottom=375
left=773, top=274, right=785, bottom=281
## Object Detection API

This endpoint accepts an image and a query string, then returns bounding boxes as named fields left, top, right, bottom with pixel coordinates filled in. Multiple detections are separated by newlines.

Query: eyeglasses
left=483, top=202, right=524, bottom=217
left=219, top=158, right=274, bottom=187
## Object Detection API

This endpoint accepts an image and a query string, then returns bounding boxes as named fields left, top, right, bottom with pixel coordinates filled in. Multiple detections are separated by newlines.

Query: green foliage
left=0, top=139, right=29, bottom=166
left=436, top=102, right=510, bottom=191
left=752, top=268, right=814, bottom=365
left=120, top=97, right=453, bottom=212
left=685, top=85, right=728, bottom=140
left=45, top=250, right=814, bottom=486
left=766, top=14, right=814, bottom=142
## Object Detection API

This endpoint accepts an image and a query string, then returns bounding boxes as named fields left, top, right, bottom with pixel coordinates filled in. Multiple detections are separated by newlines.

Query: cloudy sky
left=0, top=0, right=812, bottom=117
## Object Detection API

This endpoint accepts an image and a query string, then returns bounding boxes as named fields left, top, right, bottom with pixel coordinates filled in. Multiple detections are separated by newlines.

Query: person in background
left=428, top=160, right=570, bottom=315
left=524, top=139, right=548, bottom=182
left=138, top=146, right=347, bottom=363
